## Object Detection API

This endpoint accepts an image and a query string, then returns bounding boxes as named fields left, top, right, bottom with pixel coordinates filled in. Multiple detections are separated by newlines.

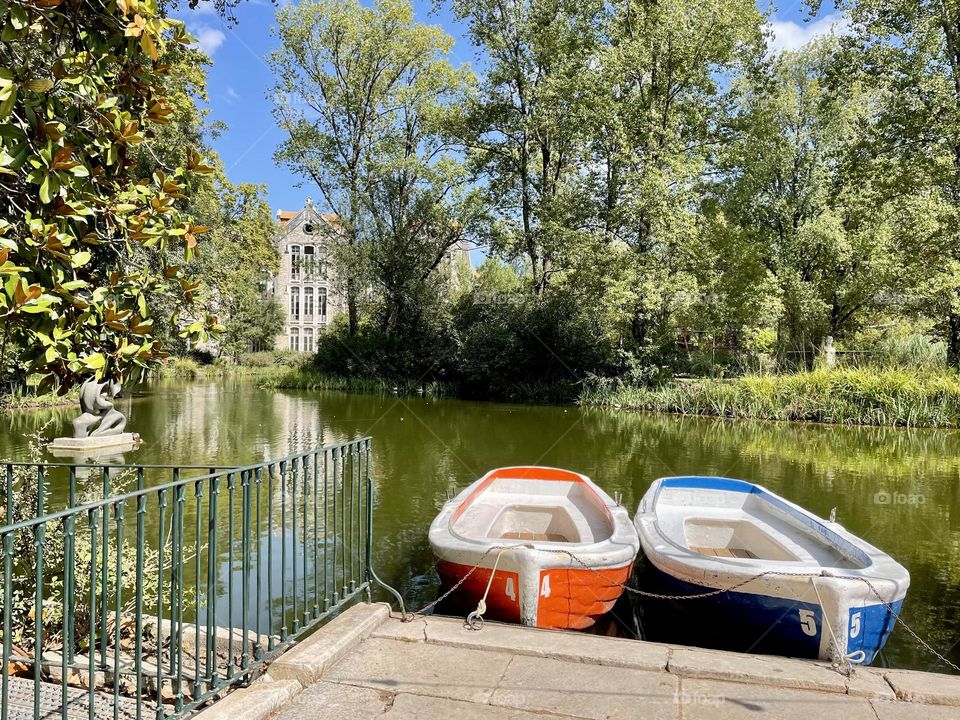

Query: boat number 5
left=798, top=609, right=817, bottom=637
left=850, top=612, right=861, bottom=639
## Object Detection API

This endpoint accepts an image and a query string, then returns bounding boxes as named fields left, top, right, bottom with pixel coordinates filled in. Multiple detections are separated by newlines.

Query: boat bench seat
left=456, top=496, right=602, bottom=545
left=677, top=508, right=826, bottom=565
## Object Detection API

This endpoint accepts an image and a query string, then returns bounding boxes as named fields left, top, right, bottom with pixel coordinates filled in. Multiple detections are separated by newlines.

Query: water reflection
left=1, top=379, right=958, bottom=672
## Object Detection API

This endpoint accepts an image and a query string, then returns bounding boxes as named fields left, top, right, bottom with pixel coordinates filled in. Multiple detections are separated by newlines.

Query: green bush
left=238, top=350, right=307, bottom=368
left=580, top=368, right=960, bottom=428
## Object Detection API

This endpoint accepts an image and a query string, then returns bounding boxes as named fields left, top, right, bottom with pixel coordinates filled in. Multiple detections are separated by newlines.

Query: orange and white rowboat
left=428, top=466, right=640, bottom=629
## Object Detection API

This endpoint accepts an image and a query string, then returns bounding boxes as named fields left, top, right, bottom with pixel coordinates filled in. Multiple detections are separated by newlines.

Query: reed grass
left=579, top=368, right=960, bottom=428
left=258, top=366, right=453, bottom=397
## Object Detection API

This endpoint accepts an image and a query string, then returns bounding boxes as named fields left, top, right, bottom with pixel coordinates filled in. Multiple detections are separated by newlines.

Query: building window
left=303, top=327, right=314, bottom=353
left=291, top=244, right=301, bottom=279
left=304, top=245, right=315, bottom=279
left=316, top=244, right=326, bottom=275
left=290, top=286, right=300, bottom=320
left=289, top=327, right=300, bottom=351
left=318, top=287, right=327, bottom=321
left=304, top=286, right=314, bottom=320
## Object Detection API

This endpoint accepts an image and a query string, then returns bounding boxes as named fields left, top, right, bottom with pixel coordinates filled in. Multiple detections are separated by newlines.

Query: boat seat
left=690, top=545, right=759, bottom=559
left=501, top=531, right=571, bottom=542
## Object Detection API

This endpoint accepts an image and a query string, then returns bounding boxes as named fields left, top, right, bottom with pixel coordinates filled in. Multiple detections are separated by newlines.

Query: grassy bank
left=0, top=389, right=77, bottom=410
left=579, top=369, right=960, bottom=428
left=156, top=357, right=287, bottom=380
left=258, top=365, right=452, bottom=397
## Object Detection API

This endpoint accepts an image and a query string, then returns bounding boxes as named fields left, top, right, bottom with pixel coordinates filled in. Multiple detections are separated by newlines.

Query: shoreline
left=10, top=365, right=960, bottom=430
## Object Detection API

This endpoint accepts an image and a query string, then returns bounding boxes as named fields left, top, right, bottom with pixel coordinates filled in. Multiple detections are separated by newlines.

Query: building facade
left=270, top=200, right=345, bottom=352
left=270, top=199, right=473, bottom=352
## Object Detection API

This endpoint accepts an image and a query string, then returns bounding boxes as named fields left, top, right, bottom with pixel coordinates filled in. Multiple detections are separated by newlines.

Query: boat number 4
left=798, top=609, right=818, bottom=637
left=505, top=578, right=517, bottom=602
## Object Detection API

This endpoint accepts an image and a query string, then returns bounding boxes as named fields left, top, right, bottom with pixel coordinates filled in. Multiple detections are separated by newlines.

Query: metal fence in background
left=0, top=437, right=374, bottom=720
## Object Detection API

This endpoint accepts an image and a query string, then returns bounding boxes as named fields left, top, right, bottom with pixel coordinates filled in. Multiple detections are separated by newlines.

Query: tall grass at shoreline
left=579, top=369, right=960, bottom=428
left=258, top=365, right=452, bottom=397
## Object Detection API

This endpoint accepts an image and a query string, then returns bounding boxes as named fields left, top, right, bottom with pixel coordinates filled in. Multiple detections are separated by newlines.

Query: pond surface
left=3, top=377, right=959, bottom=673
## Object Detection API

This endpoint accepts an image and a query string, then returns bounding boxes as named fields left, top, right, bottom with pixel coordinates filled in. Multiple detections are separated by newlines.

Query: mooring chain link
left=409, top=545, right=960, bottom=672
left=402, top=545, right=511, bottom=622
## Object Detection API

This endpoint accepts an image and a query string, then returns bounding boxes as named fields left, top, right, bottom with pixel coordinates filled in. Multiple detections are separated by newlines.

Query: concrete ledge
left=373, top=615, right=906, bottom=701
left=269, top=602, right=391, bottom=686
left=669, top=645, right=851, bottom=694
left=884, top=669, right=960, bottom=706
left=847, top=668, right=897, bottom=701
left=193, top=676, right=301, bottom=720
left=374, top=614, right=669, bottom=672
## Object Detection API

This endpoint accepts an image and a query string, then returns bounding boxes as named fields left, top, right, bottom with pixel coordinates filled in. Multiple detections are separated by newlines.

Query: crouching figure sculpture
left=73, top=377, right=127, bottom=438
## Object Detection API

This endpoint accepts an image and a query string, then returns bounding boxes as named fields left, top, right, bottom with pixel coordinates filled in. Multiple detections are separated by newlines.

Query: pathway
left=197, top=603, right=960, bottom=720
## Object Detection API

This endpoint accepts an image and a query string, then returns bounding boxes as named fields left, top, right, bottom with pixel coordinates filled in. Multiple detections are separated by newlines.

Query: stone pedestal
left=47, top=433, right=142, bottom=458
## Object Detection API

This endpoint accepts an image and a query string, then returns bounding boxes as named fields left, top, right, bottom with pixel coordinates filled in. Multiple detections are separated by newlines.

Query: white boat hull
left=634, top=477, right=909, bottom=663
left=429, top=466, right=639, bottom=629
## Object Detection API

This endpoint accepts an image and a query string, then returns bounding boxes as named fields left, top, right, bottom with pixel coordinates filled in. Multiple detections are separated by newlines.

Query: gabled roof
left=274, top=200, right=341, bottom=246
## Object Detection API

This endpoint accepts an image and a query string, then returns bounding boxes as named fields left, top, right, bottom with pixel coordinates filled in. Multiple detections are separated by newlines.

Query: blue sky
left=174, top=0, right=845, bottom=218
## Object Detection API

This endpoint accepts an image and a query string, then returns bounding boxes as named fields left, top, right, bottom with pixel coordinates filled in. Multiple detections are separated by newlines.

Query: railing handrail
left=1, top=436, right=376, bottom=720
left=0, top=438, right=372, bottom=535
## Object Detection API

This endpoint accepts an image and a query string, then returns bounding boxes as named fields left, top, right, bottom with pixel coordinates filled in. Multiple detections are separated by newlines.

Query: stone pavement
left=195, top=602, right=960, bottom=720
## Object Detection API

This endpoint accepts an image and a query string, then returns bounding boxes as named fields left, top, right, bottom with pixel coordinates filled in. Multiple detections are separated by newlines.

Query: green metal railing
left=0, top=438, right=374, bottom=720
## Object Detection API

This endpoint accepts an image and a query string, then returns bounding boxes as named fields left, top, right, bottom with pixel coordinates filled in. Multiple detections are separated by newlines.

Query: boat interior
left=453, top=476, right=613, bottom=545
left=656, top=485, right=866, bottom=569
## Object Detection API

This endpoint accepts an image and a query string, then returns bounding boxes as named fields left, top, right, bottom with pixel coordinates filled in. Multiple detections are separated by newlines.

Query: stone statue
left=72, top=377, right=127, bottom=438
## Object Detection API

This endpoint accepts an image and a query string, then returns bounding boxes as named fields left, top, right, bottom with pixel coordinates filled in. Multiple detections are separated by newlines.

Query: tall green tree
left=821, top=0, right=960, bottom=365
left=592, top=0, right=765, bottom=352
left=0, top=0, right=217, bottom=390
left=709, top=40, right=908, bottom=360
left=270, top=0, right=463, bottom=337
left=452, top=0, right=601, bottom=296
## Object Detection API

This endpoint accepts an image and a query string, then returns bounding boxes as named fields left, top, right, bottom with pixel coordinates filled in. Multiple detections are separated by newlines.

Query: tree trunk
left=948, top=312, right=960, bottom=370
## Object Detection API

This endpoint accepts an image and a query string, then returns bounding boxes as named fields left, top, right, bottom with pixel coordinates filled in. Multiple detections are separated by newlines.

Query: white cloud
left=768, top=13, right=851, bottom=53
left=225, top=87, right=241, bottom=103
left=192, top=25, right=226, bottom=56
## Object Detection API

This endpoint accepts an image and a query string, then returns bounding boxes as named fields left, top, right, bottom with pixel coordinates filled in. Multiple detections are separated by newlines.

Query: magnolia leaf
left=25, top=78, right=54, bottom=92
left=71, top=251, right=91, bottom=268
left=83, top=353, right=106, bottom=369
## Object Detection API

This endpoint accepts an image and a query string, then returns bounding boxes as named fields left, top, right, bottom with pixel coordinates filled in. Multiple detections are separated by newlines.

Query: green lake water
left=2, top=377, right=959, bottom=673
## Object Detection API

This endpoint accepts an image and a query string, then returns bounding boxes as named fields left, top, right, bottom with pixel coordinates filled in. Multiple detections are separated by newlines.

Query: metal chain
left=411, top=545, right=960, bottom=672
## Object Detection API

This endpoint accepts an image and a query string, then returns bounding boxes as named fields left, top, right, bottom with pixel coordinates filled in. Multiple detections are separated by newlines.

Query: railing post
left=279, top=461, right=287, bottom=642
left=226, top=472, right=236, bottom=680
left=291, top=458, right=299, bottom=634
left=34, top=465, right=45, bottom=720
left=62, top=515, right=74, bottom=720
left=100, top=467, right=110, bottom=672
left=365, top=439, right=373, bottom=592
left=113, top=501, right=125, bottom=720
left=254, top=466, right=263, bottom=661
left=155, top=490, right=166, bottom=720
left=135, top=481, right=145, bottom=720
left=312, top=453, right=320, bottom=619
left=206, top=473, right=219, bottom=686
left=2, top=530, right=12, bottom=720
left=241, top=470, right=251, bottom=670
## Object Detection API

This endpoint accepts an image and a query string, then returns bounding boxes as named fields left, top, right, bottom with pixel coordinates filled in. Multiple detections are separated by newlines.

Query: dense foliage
left=268, top=0, right=960, bottom=398
left=0, top=0, right=223, bottom=390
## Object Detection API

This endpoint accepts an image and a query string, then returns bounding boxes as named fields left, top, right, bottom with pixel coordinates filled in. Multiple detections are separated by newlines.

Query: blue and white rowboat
left=634, top=477, right=910, bottom=664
